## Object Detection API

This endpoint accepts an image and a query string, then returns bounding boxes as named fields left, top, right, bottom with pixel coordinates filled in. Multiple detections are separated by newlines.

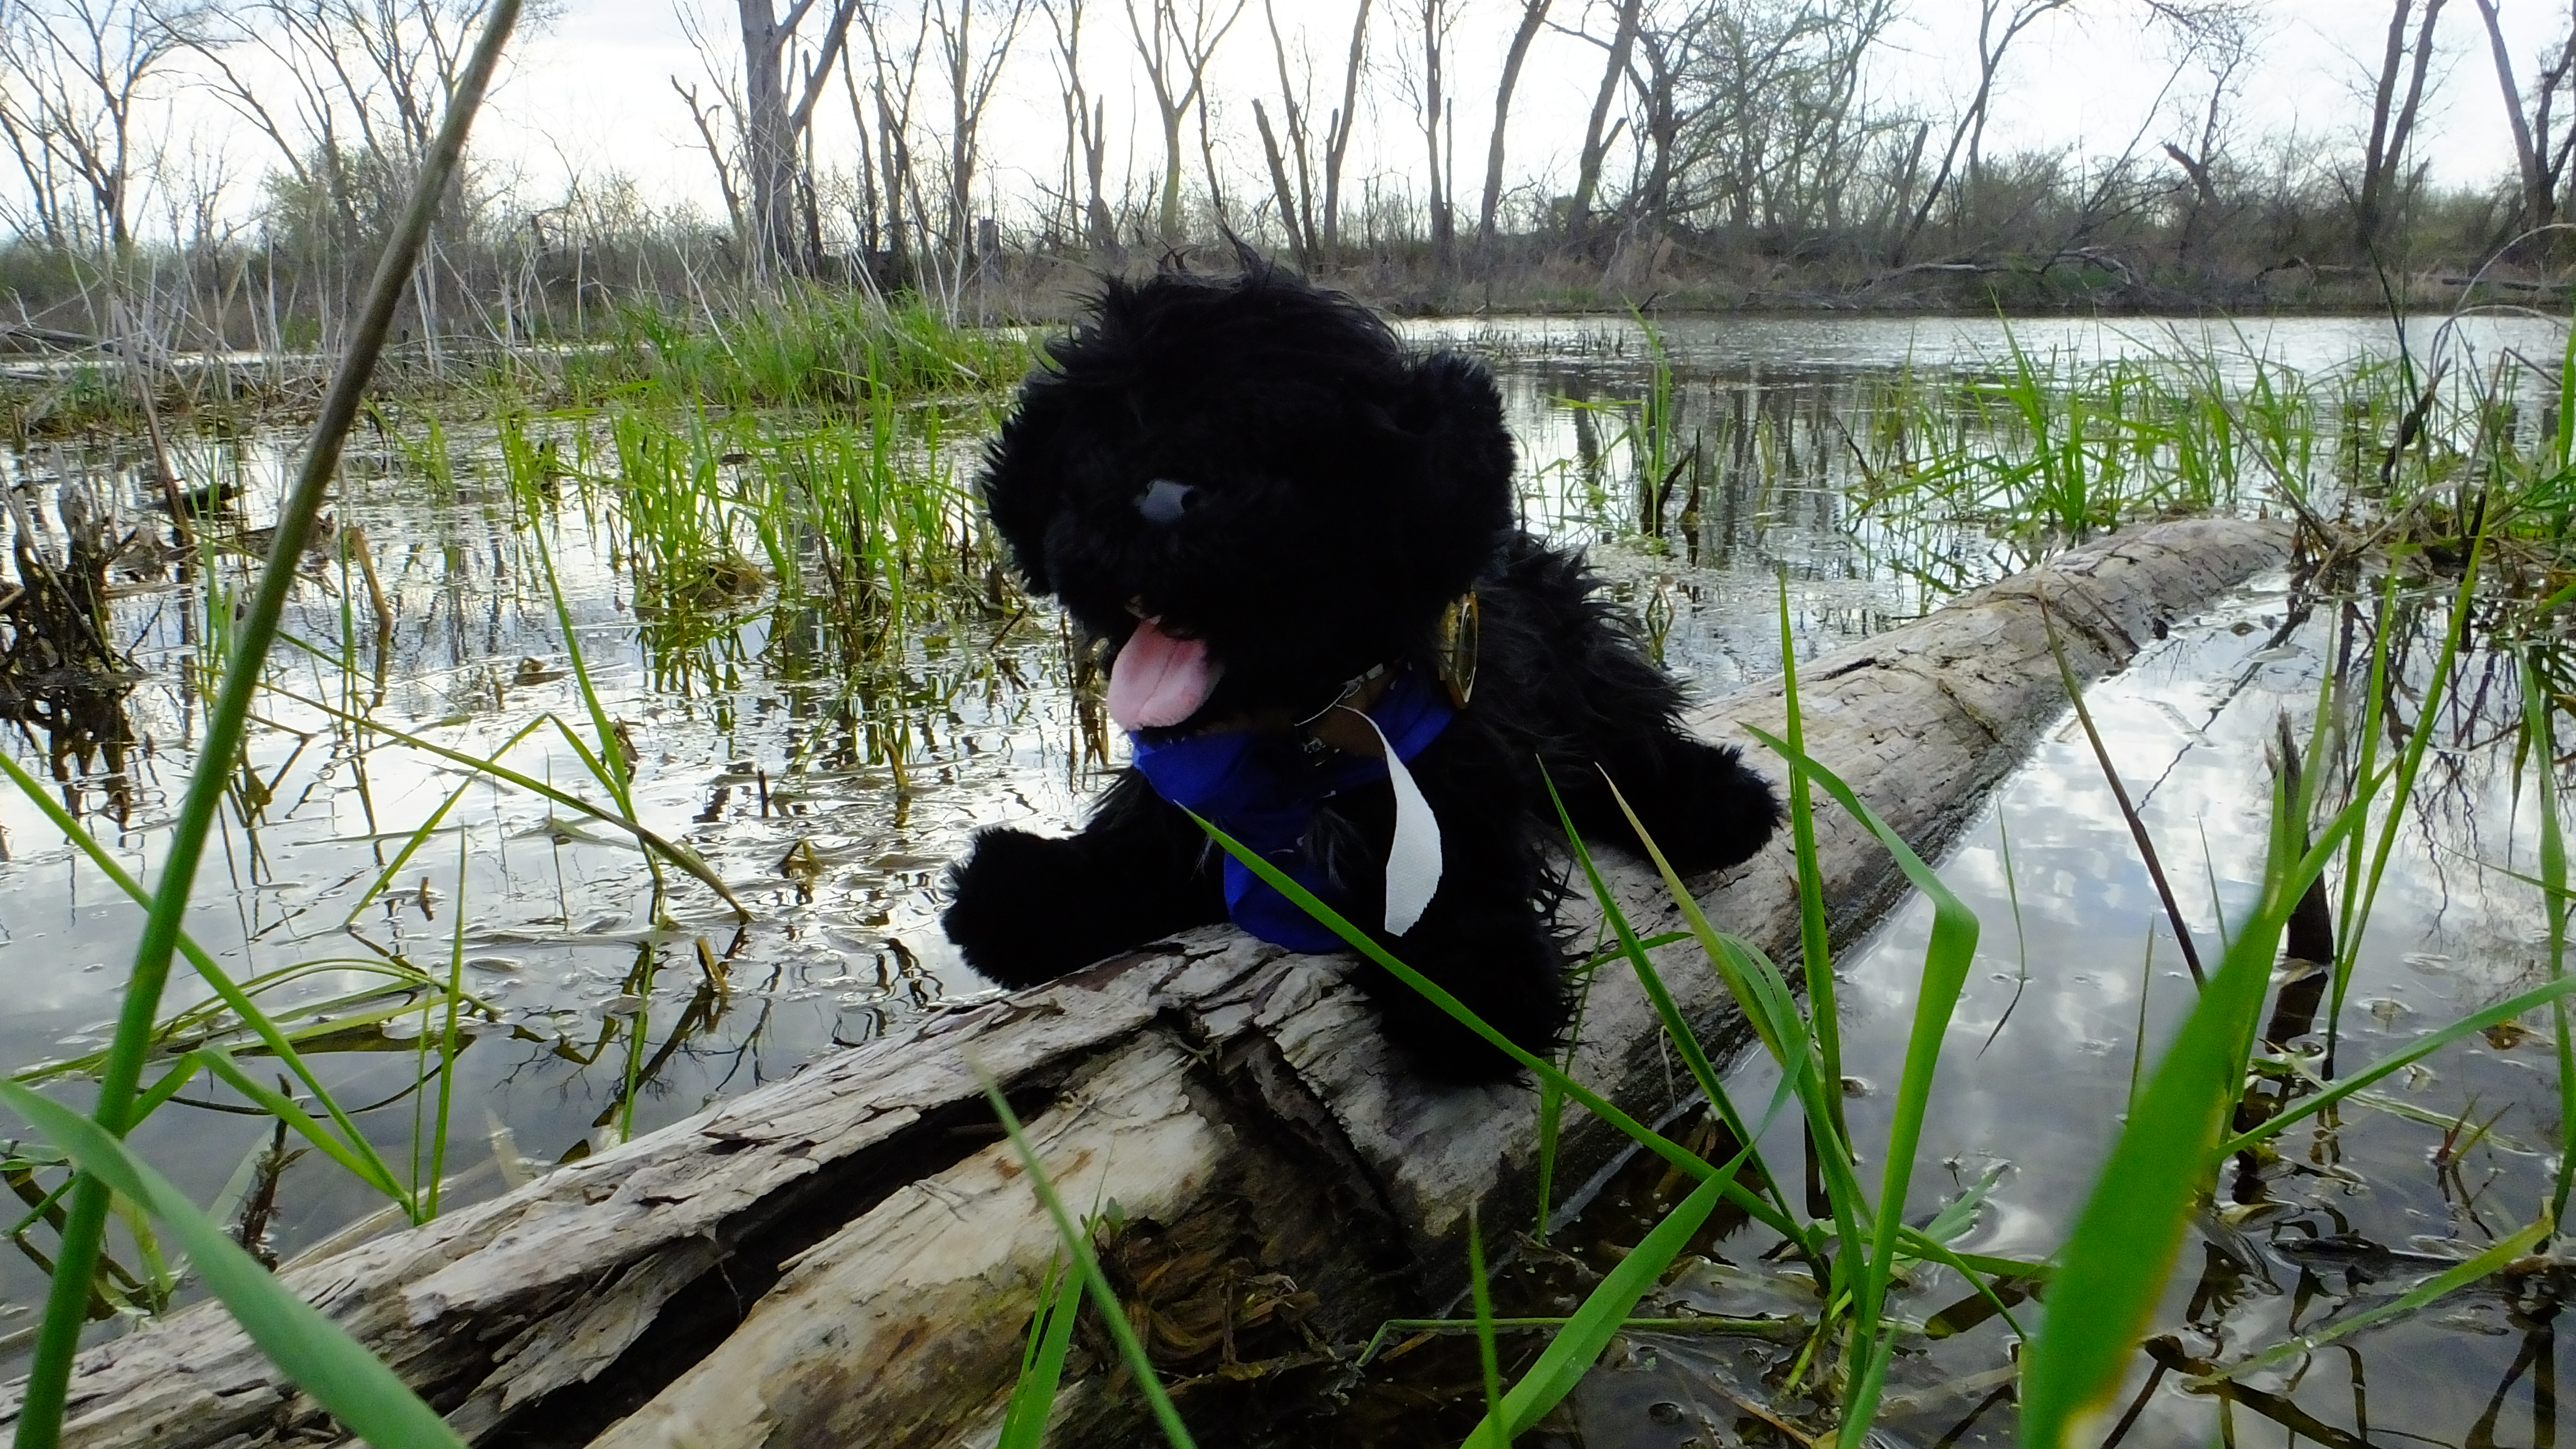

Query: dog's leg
left=1495, top=540, right=1783, bottom=876
left=1367, top=846, right=1569, bottom=1083
left=943, top=770, right=1226, bottom=988
left=1570, top=730, right=1783, bottom=877
left=1315, top=731, right=1570, bottom=1083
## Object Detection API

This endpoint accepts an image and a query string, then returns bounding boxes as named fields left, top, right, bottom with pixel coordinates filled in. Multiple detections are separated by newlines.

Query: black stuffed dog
left=943, top=266, right=1778, bottom=1081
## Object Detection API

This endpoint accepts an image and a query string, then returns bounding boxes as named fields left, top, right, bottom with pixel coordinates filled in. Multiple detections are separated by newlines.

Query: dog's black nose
left=1136, top=479, right=1196, bottom=526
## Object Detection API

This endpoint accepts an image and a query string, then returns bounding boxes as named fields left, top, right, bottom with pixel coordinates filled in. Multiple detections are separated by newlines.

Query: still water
left=0, top=310, right=2565, bottom=1445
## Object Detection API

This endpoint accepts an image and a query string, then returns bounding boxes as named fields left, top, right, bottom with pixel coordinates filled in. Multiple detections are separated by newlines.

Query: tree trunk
left=1253, top=98, right=1309, bottom=268
left=1419, top=0, right=1450, bottom=267
left=737, top=0, right=799, bottom=275
left=1567, top=0, right=1644, bottom=244
left=734, top=0, right=864, bottom=277
left=2357, top=0, right=2448, bottom=255
left=1259, top=0, right=1321, bottom=259
left=1319, top=0, right=1370, bottom=267
left=1892, top=0, right=2076, bottom=266
left=1478, top=0, right=1550, bottom=256
left=1084, top=97, right=1115, bottom=248
left=2470, top=0, right=2555, bottom=238
left=0, top=516, right=2296, bottom=1449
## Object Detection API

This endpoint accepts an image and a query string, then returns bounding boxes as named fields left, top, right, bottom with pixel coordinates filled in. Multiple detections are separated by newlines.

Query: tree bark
left=1258, top=0, right=1321, bottom=259
left=1566, top=0, right=1644, bottom=244
left=1892, top=0, right=2076, bottom=266
left=0, top=517, right=2296, bottom=1449
left=1478, top=0, right=1550, bottom=256
left=2357, top=0, right=2448, bottom=257
left=1319, top=0, right=1370, bottom=266
left=1416, top=0, right=1451, bottom=267
left=734, top=0, right=864, bottom=277
left=1253, top=98, right=1309, bottom=268
left=2469, top=0, right=2569, bottom=242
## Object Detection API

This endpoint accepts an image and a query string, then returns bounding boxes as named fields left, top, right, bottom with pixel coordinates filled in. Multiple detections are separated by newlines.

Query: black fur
left=943, top=266, right=1779, bottom=1081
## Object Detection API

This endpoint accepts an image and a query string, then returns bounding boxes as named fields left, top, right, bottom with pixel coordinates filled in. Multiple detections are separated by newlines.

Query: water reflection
left=1, top=314, right=2569, bottom=1396
left=1663, top=570, right=2573, bottom=1449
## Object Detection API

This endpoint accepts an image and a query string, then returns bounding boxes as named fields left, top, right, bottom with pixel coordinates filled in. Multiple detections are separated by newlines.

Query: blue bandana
left=1129, top=666, right=1455, bottom=953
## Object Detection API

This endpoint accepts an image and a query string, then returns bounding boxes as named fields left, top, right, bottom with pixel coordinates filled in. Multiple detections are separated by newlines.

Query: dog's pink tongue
left=1109, top=618, right=1220, bottom=730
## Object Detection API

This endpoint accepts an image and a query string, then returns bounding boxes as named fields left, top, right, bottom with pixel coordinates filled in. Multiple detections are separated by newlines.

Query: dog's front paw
left=1631, top=738, right=1783, bottom=875
left=1363, top=915, right=1571, bottom=1085
left=942, top=828, right=1107, bottom=988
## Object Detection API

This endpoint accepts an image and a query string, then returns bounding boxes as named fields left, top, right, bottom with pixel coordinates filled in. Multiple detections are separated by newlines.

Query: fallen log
left=1, top=515, right=2296, bottom=1449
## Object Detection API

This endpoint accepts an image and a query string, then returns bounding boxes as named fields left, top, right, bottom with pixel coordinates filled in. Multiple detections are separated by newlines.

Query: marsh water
left=1, top=310, right=2569, bottom=1446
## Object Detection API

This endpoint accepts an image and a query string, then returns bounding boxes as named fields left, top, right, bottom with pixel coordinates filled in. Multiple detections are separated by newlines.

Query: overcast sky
left=155, top=1, right=2576, bottom=233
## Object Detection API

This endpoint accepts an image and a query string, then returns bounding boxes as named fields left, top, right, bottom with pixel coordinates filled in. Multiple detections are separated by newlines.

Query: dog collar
left=1129, top=664, right=1454, bottom=951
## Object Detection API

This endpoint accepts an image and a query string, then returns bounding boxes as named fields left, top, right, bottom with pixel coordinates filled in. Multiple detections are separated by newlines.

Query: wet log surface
left=0, top=516, right=2296, bottom=1448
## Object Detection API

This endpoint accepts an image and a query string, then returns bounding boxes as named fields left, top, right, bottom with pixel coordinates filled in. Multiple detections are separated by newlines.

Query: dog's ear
left=1394, top=351, right=1516, bottom=541
left=981, top=378, right=1067, bottom=595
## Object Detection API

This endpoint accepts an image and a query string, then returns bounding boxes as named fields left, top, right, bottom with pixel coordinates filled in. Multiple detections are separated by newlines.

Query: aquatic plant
left=1, top=6, right=523, bottom=1446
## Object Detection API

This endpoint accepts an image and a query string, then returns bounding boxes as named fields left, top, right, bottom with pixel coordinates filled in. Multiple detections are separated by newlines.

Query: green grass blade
left=265, top=675, right=748, bottom=920
left=1778, top=579, right=1846, bottom=1140
left=0, top=750, right=410, bottom=1204
left=2215, top=973, right=2576, bottom=1155
left=0, top=1081, right=467, bottom=1448
left=2522, top=651, right=2574, bottom=1228
left=1466, top=1205, right=1504, bottom=1430
left=1185, top=811, right=1793, bottom=1234
left=335, top=717, right=550, bottom=928
left=427, top=832, right=470, bottom=1219
left=996, top=1254, right=1086, bottom=1449
left=189, top=1049, right=408, bottom=1206
left=2337, top=532, right=2487, bottom=1025
left=974, top=1071, right=1197, bottom=1449
left=1895, top=1225, right=2033, bottom=1342
left=2019, top=774, right=2373, bottom=1449
left=1460, top=1163, right=1734, bottom=1449
left=1540, top=772, right=1804, bottom=1238
left=1737, top=722, right=1980, bottom=1433
left=2187, top=1216, right=2550, bottom=1386
left=10, top=8, right=522, bottom=1431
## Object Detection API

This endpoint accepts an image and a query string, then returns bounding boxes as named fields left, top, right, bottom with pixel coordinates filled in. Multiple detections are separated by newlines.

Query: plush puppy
left=942, top=266, right=1779, bottom=1081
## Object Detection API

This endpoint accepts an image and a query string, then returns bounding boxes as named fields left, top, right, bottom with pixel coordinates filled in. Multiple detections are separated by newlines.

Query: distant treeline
left=0, top=0, right=2568, bottom=358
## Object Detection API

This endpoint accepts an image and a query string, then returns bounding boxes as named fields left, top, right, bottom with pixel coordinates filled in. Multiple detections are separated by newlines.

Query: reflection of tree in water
left=1, top=480, right=140, bottom=825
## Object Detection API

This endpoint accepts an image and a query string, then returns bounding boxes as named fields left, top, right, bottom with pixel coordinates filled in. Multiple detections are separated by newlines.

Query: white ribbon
left=1346, top=708, right=1443, bottom=935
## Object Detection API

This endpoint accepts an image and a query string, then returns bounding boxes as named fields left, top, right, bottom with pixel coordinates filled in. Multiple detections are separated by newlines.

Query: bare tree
left=855, top=2, right=931, bottom=280
left=1564, top=0, right=1643, bottom=242
left=1398, top=0, right=1457, bottom=266
left=1642, top=0, right=1899, bottom=245
left=2151, top=1, right=2261, bottom=262
left=728, top=0, right=863, bottom=275
left=0, top=0, right=206, bottom=251
left=1891, top=0, right=2077, bottom=263
left=1620, top=10, right=1704, bottom=238
left=1476, top=0, right=1549, bottom=254
left=1318, top=0, right=1368, bottom=265
left=932, top=0, right=1034, bottom=267
left=2469, top=0, right=2576, bottom=243
left=1124, top=0, right=1245, bottom=240
left=183, top=0, right=518, bottom=253
left=1251, top=0, right=1319, bottom=264
left=673, top=74, right=747, bottom=243
left=1043, top=0, right=1115, bottom=249
left=2354, top=0, right=2447, bottom=256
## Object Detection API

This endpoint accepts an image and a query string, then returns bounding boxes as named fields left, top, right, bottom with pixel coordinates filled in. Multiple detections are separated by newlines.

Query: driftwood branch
left=0, top=516, right=2296, bottom=1449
